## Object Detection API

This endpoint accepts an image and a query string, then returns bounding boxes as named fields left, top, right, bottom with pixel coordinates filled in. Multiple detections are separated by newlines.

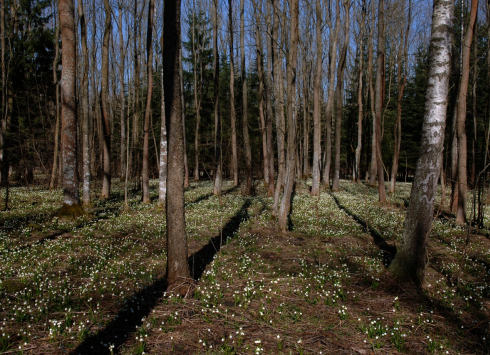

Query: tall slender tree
left=278, top=0, right=299, bottom=232
left=253, top=0, right=268, bottom=187
left=266, top=0, right=275, bottom=197
left=191, top=3, right=203, bottom=182
left=354, top=0, right=365, bottom=183
left=49, top=9, right=60, bottom=190
left=142, top=0, right=155, bottom=203
left=241, top=0, right=252, bottom=195
left=59, top=0, right=82, bottom=215
left=375, top=0, right=387, bottom=203
left=390, top=0, right=411, bottom=193
left=78, top=0, right=90, bottom=206
left=180, top=47, right=190, bottom=188
left=322, top=0, right=341, bottom=187
left=130, top=1, right=141, bottom=186
left=118, top=0, right=126, bottom=182
left=229, top=0, right=238, bottom=186
left=332, top=0, right=350, bottom=192
left=0, top=0, right=6, bottom=201
left=159, top=30, right=167, bottom=205
left=213, top=0, right=222, bottom=196
left=272, top=0, right=285, bottom=216
left=368, top=0, right=377, bottom=186
left=311, top=0, right=322, bottom=196
left=100, top=0, right=112, bottom=199
left=389, top=0, right=453, bottom=286
left=164, top=0, right=191, bottom=294
left=456, top=0, right=478, bottom=224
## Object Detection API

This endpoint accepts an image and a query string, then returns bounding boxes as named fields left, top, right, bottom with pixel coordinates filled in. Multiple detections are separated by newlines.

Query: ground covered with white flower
left=0, top=179, right=489, bottom=354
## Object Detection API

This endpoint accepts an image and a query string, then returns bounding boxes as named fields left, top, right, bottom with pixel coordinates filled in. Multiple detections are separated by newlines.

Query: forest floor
left=0, top=179, right=489, bottom=355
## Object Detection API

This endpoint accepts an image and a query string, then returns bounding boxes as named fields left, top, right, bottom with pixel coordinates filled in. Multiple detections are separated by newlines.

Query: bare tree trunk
left=142, top=0, right=155, bottom=203
left=322, top=0, right=341, bottom=187
left=229, top=0, right=238, bottom=186
left=368, top=0, right=376, bottom=187
left=253, top=0, right=269, bottom=186
left=278, top=0, right=299, bottom=232
left=59, top=0, right=82, bottom=213
left=450, top=84, right=459, bottom=212
left=118, top=0, right=126, bottom=181
left=49, top=9, right=60, bottom=190
left=456, top=0, right=478, bottom=224
left=471, top=21, right=477, bottom=189
left=311, top=0, right=322, bottom=196
left=180, top=48, right=190, bottom=188
left=130, top=1, right=141, bottom=185
left=0, top=0, right=4, bottom=185
left=164, top=0, right=191, bottom=294
left=354, top=0, right=365, bottom=183
left=90, top=0, right=97, bottom=177
left=389, top=0, right=453, bottom=286
left=302, top=57, right=310, bottom=179
left=266, top=0, right=275, bottom=197
left=375, top=0, right=387, bottom=203
left=159, top=41, right=167, bottom=205
left=192, top=5, right=201, bottom=182
left=213, top=0, right=222, bottom=196
left=241, top=0, right=252, bottom=195
left=100, top=0, right=112, bottom=199
left=272, top=0, right=286, bottom=216
left=441, top=160, right=446, bottom=206
left=332, top=0, right=349, bottom=192
left=390, top=0, right=411, bottom=194
left=78, top=0, right=90, bottom=205
left=124, top=83, right=131, bottom=208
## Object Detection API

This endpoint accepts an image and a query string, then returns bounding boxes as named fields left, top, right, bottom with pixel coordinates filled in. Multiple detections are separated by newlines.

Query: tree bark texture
left=49, top=10, right=60, bottom=190
left=471, top=22, right=477, bottom=189
left=164, top=0, right=191, bottom=293
left=355, top=0, right=365, bottom=183
left=375, top=0, right=387, bottom=203
left=100, top=0, right=111, bottom=199
left=159, top=65, right=167, bottom=204
left=456, top=0, right=478, bottom=224
left=78, top=0, right=90, bottom=206
left=159, top=30, right=167, bottom=205
left=180, top=47, right=190, bottom=188
left=142, top=0, right=155, bottom=203
left=118, top=0, right=126, bottom=181
left=0, top=0, right=4, bottom=190
left=368, top=0, right=377, bottom=187
left=322, top=0, right=341, bottom=187
left=278, top=0, right=299, bottom=232
left=59, top=0, right=80, bottom=207
left=213, top=0, right=222, bottom=197
left=254, top=0, right=268, bottom=187
left=332, top=0, right=349, bottom=192
left=389, top=0, right=453, bottom=287
left=265, top=0, right=275, bottom=197
left=311, top=0, right=322, bottom=196
left=302, top=55, right=310, bottom=180
left=272, top=0, right=286, bottom=216
left=192, top=7, right=201, bottom=182
left=130, top=1, right=141, bottom=184
left=390, top=0, right=411, bottom=193
left=241, top=0, right=252, bottom=195
left=229, top=0, right=238, bottom=186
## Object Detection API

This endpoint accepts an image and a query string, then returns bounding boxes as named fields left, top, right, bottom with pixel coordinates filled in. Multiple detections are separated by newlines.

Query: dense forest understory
left=0, top=179, right=489, bottom=354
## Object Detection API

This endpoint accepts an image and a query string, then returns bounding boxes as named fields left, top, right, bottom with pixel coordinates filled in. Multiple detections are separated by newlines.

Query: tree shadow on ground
left=184, top=184, right=239, bottom=207
left=330, top=192, right=397, bottom=266
left=70, top=198, right=251, bottom=355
